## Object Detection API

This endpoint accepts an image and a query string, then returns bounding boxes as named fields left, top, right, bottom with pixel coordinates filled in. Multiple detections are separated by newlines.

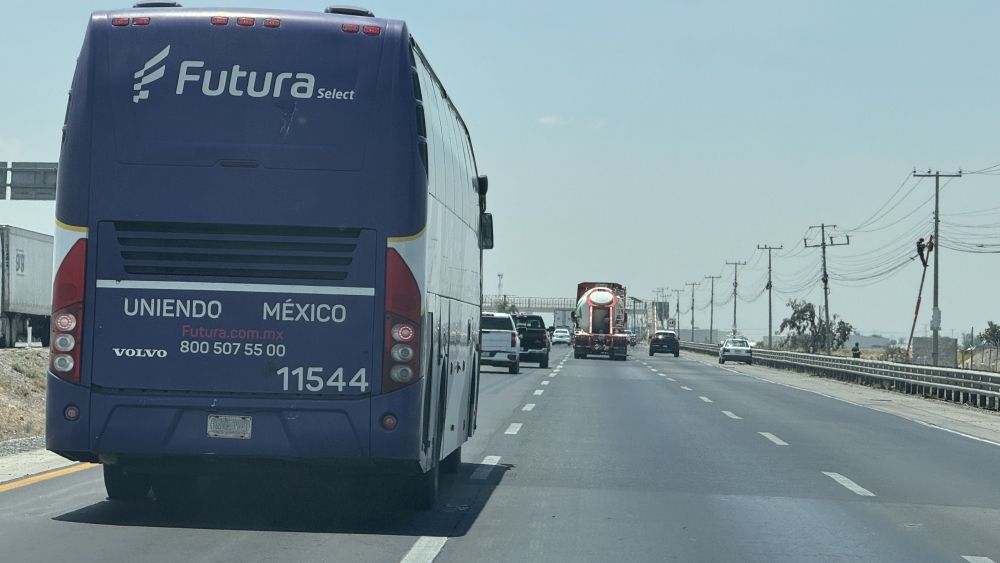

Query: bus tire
left=540, top=354, right=549, bottom=369
left=649, top=350, right=654, bottom=356
left=508, top=361, right=519, bottom=375
left=411, top=463, right=439, bottom=510
left=103, top=465, right=150, bottom=501
left=441, top=444, right=462, bottom=474
left=674, top=351, right=679, bottom=357
left=152, top=473, right=196, bottom=504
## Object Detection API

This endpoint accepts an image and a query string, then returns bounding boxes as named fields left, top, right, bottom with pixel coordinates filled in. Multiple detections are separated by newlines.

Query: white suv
left=719, top=337, right=753, bottom=365
left=480, top=312, right=520, bottom=373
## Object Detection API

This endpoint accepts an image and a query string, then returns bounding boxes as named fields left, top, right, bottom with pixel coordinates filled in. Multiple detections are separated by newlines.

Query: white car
left=719, top=337, right=753, bottom=365
left=551, top=328, right=571, bottom=345
left=480, top=312, right=520, bottom=373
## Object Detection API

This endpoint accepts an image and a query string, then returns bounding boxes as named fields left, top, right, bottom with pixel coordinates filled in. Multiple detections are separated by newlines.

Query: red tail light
left=50, top=239, right=87, bottom=384
left=511, top=332, right=517, bottom=347
left=383, top=249, right=421, bottom=393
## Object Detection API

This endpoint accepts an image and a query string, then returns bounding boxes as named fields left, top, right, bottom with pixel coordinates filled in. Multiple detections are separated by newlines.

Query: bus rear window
left=106, top=18, right=383, bottom=170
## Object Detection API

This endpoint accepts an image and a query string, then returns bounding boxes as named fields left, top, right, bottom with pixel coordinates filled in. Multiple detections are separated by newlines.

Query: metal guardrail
left=680, top=341, right=1000, bottom=412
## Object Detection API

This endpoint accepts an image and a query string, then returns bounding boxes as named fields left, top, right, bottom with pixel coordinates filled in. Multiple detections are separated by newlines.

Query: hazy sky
left=2, top=1, right=999, bottom=341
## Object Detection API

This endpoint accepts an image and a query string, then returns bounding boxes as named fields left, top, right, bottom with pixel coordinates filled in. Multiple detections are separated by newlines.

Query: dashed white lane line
left=400, top=536, right=448, bottom=563
left=522, top=403, right=536, bottom=411
left=548, top=373, right=556, bottom=378
left=471, top=455, right=502, bottom=480
left=541, top=380, right=550, bottom=385
left=680, top=386, right=692, bottom=391
left=533, top=389, right=544, bottom=396
left=658, top=373, right=666, bottom=377
left=962, top=557, right=997, bottom=563
left=823, top=471, right=876, bottom=497
left=721, top=410, right=742, bottom=420
left=699, top=396, right=713, bottom=403
left=504, top=423, right=523, bottom=435
left=758, top=432, right=789, bottom=446
left=666, top=377, right=676, bottom=382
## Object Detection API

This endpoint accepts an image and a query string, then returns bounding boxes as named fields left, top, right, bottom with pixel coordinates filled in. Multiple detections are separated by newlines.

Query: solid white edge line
left=470, top=455, right=501, bottom=480
left=400, top=536, right=448, bottom=563
left=699, top=396, right=713, bottom=403
left=504, top=423, right=523, bottom=435
left=522, top=403, right=535, bottom=411
left=96, top=279, right=375, bottom=296
left=822, top=471, right=876, bottom=497
left=533, top=389, right=544, bottom=396
left=721, top=410, right=742, bottom=419
left=758, top=432, right=788, bottom=446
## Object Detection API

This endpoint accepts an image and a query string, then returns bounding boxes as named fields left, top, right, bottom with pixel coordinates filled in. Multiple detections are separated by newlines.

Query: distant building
left=850, top=334, right=893, bottom=349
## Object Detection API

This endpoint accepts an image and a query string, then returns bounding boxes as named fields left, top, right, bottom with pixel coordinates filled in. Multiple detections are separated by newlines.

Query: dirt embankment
left=0, top=349, right=48, bottom=442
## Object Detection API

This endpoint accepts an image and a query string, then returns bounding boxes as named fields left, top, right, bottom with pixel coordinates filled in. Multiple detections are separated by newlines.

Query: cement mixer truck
left=572, top=282, right=629, bottom=360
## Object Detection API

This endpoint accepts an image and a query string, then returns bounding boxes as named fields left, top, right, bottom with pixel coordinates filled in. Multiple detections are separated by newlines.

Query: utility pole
left=913, top=170, right=962, bottom=366
left=686, top=282, right=700, bottom=342
left=725, top=261, right=746, bottom=335
left=705, top=275, right=721, bottom=344
left=671, top=289, right=682, bottom=335
left=804, top=224, right=850, bottom=354
left=757, top=244, right=783, bottom=349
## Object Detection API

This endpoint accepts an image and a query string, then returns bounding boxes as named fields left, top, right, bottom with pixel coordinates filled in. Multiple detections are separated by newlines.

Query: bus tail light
left=383, top=248, right=421, bottom=394
left=50, top=239, right=87, bottom=385
left=510, top=332, right=517, bottom=347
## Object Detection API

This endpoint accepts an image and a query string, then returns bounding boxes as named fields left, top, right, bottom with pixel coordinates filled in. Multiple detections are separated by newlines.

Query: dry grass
left=0, top=348, right=48, bottom=442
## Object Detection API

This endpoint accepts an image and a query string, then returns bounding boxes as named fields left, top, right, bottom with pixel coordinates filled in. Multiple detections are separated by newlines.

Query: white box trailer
left=0, top=226, right=53, bottom=346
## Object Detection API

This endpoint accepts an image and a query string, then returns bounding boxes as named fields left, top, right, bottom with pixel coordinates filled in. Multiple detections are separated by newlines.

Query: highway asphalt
left=2, top=347, right=1000, bottom=562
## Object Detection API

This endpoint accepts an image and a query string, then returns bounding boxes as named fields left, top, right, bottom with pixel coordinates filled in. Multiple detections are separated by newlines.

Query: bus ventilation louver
left=113, top=221, right=361, bottom=281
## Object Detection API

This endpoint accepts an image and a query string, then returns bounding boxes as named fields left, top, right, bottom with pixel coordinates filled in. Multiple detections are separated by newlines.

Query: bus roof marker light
left=263, top=18, right=280, bottom=28
left=362, top=25, right=381, bottom=36
left=112, top=17, right=130, bottom=26
left=342, top=23, right=360, bottom=33
left=132, top=16, right=151, bottom=25
left=236, top=17, right=255, bottom=26
left=210, top=16, right=229, bottom=25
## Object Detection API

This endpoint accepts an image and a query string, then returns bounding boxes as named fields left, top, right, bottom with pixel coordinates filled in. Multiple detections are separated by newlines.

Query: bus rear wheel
left=441, top=444, right=462, bottom=474
left=103, top=465, right=150, bottom=501
left=410, top=463, right=439, bottom=510
left=152, top=473, right=197, bottom=504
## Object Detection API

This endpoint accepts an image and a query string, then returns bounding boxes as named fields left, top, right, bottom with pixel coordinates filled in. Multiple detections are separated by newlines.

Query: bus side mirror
left=479, top=213, right=494, bottom=250
left=476, top=175, right=488, bottom=195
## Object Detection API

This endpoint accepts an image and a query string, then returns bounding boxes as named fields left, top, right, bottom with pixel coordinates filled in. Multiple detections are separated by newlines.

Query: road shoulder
left=686, top=353, right=1000, bottom=446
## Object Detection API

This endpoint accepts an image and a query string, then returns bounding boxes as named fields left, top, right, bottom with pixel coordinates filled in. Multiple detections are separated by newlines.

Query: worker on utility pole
left=917, top=237, right=927, bottom=267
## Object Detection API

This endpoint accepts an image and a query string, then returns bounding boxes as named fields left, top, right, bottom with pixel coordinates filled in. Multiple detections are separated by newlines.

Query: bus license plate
left=207, top=415, right=252, bottom=440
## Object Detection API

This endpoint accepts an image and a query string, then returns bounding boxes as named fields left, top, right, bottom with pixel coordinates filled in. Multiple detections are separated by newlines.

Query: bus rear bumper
left=48, top=381, right=374, bottom=463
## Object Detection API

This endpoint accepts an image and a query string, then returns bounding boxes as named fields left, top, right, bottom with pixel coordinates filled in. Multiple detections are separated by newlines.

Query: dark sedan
left=649, top=330, right=680, bottom=357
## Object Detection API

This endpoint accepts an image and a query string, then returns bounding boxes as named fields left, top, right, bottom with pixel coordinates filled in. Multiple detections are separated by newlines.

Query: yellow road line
left=0, top=463, right=97, bottom=494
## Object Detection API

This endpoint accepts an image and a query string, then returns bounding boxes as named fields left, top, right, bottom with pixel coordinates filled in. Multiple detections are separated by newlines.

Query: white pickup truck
left=480, top=312, right=520, bottom=374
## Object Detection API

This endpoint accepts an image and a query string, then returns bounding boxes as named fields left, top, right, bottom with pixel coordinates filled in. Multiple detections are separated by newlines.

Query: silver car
left=719, top=337, right=753, bottom=365
left=551, top=328, right=571, bottom=345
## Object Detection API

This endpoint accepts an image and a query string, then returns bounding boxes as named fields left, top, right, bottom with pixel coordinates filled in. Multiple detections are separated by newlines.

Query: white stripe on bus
left=96, top=279, right=375, bottom=296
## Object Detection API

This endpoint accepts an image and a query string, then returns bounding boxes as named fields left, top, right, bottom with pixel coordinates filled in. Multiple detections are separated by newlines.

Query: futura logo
left=130, top=44, right=355, bottom=104
left=133, top=44, right=171, bottom=103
